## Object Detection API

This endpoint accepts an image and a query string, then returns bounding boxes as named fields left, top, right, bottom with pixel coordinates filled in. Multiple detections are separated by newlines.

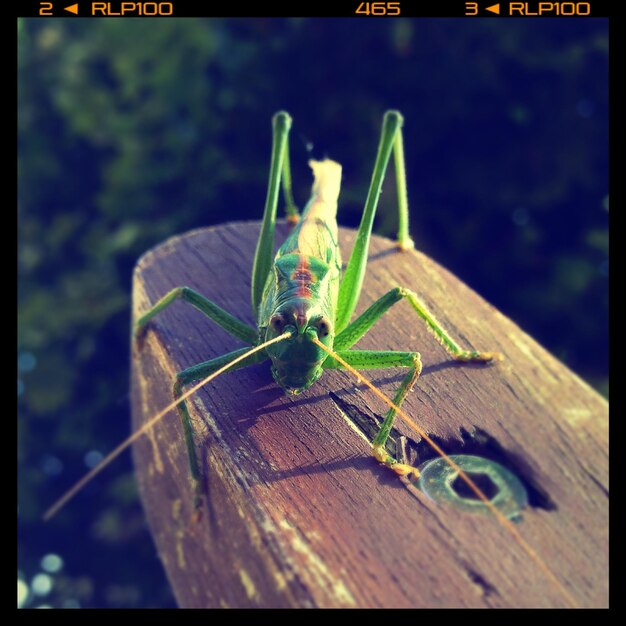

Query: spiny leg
left=251, top=111, right=293, bottom=315
left=392, top=120, right=413, bottom=251
left=323, top=349, right=422, bottom=479
left=281, top=137, right=300, bottom=225
left=134, top=286, right=257, bottom=345
left=172, top=348, right=269, bottom=515
left=336, top=110, right=413, bottom=333
left=334, top=286, right=502, bottom=361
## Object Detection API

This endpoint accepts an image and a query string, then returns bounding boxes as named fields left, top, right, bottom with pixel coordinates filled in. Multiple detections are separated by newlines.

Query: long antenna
left=311, top=336, right=577, bottom=608
left=43, top=332, right=293, bottom=521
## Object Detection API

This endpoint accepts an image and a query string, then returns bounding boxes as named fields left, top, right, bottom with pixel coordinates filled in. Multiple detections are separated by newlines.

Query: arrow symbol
left=64, top=3, right=79, bottom=14
left=486, top=3, right=500, bottom=13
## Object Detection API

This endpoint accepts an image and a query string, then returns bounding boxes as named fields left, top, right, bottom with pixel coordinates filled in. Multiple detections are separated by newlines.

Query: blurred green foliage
left=18, top=18, right=607, bottom=607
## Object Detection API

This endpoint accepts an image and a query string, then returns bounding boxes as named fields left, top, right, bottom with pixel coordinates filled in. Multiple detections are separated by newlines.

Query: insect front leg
left=170, top=348, right=269, bottom=518
left=323, top=349, right=422, bottom=479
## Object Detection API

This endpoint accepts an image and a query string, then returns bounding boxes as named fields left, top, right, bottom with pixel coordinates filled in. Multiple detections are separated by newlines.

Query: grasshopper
left=132, top=110, right=501, bottom=512
left=45, top=111, right=577, bottom=606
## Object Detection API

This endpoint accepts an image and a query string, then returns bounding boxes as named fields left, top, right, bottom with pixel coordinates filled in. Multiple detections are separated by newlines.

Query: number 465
left=355, top=2, right=401, bottom=16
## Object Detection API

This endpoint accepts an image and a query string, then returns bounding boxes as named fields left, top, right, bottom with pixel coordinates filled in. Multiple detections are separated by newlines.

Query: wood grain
left=130, top=221, right=608, bottom=608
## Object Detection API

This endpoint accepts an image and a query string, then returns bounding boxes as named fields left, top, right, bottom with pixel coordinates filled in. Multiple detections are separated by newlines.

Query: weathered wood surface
left=131, top=221, right=608, bottom=608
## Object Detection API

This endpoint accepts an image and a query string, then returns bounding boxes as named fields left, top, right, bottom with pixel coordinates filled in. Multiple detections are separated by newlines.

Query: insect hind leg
left=282, top=138, right=300, bottom=225
left=390, top=116, right=414, bottom=252
left=336, top=111, right=412, bottom=332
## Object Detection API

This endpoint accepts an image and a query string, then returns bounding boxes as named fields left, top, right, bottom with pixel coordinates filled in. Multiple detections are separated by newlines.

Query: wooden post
left=130, top=222, right=607, bottom=608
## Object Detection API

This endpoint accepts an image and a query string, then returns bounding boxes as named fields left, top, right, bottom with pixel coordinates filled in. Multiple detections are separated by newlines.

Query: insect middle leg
left=323, top=349, right=423, bottom=478
left=334, top=287, right=502, bottom=362
left=134, top=286, right=258, bottom=344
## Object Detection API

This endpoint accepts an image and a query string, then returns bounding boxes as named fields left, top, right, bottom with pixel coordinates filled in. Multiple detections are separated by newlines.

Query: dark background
left=18, top=18, right=608, bottom=608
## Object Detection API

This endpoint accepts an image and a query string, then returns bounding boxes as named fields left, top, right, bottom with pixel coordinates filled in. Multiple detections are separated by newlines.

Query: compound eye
left=270, top=315, right=285, bottom=333
left=316, top=318, right=331, bottom=338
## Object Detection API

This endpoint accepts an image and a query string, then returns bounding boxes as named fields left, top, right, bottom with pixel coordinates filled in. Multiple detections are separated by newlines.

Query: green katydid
left=131, top=110, right=502, bottom=511
left=44, top=110, right=504, bottom=521
left=43, top=110, right=578, bottom=606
